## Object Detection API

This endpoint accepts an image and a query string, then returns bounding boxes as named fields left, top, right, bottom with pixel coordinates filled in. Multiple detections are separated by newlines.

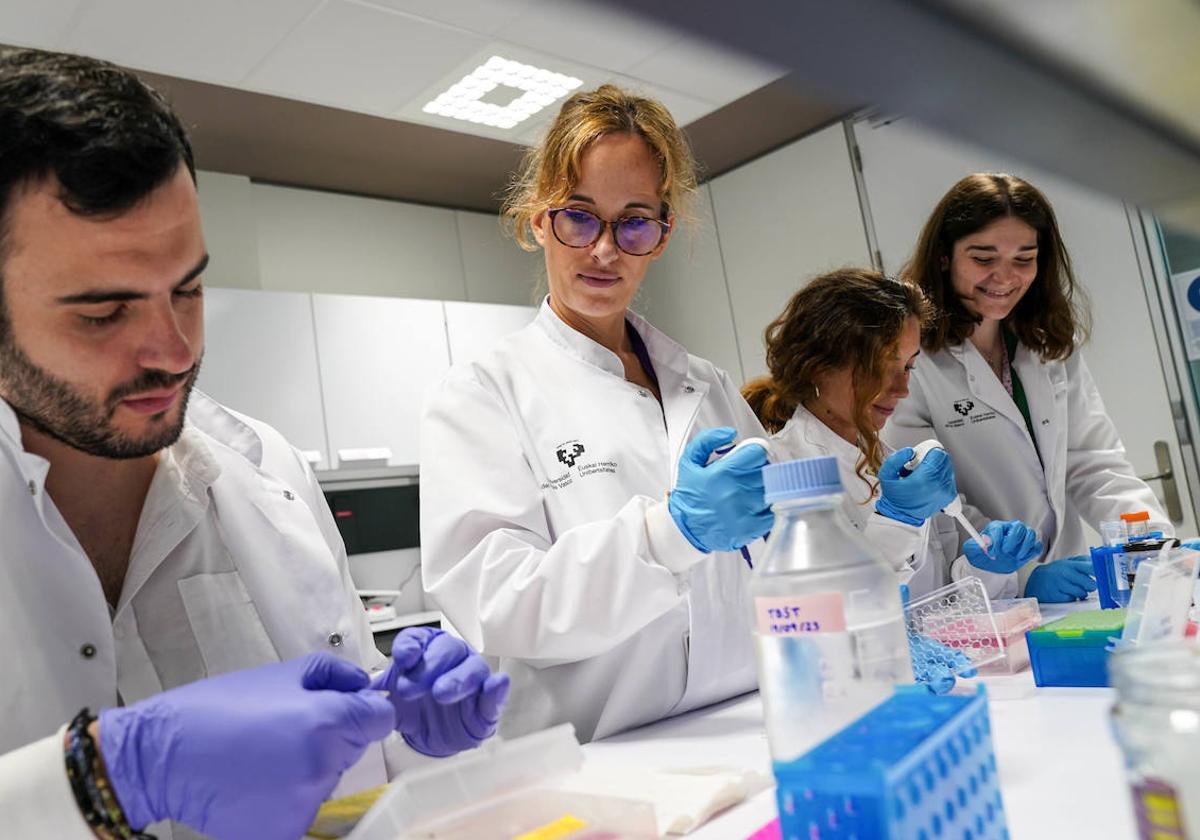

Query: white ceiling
left=0, top=0, right=788, bottom=142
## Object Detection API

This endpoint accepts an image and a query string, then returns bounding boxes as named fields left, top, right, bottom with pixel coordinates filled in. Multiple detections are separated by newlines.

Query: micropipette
left=712, top=436, right=773, bottom=569
left=902, top=439, right=992, bottom=556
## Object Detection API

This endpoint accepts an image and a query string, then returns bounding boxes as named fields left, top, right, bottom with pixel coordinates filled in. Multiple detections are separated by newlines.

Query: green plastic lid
left=1030, top=608, right=1126, bottom=639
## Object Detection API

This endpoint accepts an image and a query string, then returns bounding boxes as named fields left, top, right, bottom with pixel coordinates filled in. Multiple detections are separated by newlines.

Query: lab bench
left=581, top=602, right=1132, bottom=839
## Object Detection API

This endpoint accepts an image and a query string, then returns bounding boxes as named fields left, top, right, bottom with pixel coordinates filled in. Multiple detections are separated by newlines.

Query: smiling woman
left=885, top=173, right=1173, bottom=604
left=419, top=84, right=774, bottom=743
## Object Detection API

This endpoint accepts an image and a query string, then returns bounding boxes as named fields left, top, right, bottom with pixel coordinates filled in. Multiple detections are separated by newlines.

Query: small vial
left=1120, top=511, right=1151, bottom=541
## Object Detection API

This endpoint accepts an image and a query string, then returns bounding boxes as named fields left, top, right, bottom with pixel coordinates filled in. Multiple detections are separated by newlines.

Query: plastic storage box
left=1026, top=609, right=1126, bottom=687
left=771, top=687, right=1008, bottom=840
left=975, top=598, right=1043, bottom=674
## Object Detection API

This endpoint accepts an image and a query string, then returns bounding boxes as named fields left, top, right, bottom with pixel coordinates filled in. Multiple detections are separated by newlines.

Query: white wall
left=455, top=210, right=542, bottom=306
left=708, top=123, right=873, bottom=379
left=634, top=185, right=744, bottom=381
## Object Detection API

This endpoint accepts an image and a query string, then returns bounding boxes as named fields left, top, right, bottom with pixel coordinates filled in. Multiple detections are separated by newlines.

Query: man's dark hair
left=0, top=47, right=194, bottom=337
left=0, top=47, right=194, bottom=252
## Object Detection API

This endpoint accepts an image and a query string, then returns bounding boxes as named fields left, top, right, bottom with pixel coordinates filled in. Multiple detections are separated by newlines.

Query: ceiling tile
left=245, top=0, right=489, bottom=115
left=360, top=0, right=545, bottom=37
left=496, top=0, right=684, bottom=73
left=605, top=74, right=717, bottom=126
left=59, top=0, right=324, bottom=85
left=625, top=33, right=787, bottom=103
left=393, top=40, right=609, bottom=142
left=0, top=0, right=85, bottom=49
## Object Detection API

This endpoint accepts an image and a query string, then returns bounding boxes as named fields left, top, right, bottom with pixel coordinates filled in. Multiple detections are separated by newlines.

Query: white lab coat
left=769, top=404, right=953, bottom=597
left=0, top=391, right=393, bottom=839
left=884, top=341, right=1171, bottom=595
left=420, top=300, right=764, bottom=743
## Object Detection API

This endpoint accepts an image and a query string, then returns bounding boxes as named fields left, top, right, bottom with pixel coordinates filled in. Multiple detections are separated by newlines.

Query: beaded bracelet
left=65, top=708, right=156, bottom=840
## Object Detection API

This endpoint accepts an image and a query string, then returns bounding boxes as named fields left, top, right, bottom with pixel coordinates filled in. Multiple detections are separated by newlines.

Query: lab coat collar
left=534, top=297, right=691, bottom=379
left=186, top=389, right=265, bottom=467
left=781, top=403, right=862, bottom=463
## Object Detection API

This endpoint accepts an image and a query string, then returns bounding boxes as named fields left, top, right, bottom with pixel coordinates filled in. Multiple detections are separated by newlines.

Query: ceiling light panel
left=421, top=55, right=583, bottom=130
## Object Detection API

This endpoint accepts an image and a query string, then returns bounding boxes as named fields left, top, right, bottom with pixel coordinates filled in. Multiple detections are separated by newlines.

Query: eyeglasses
left=546, top=207, right=670, bottom=256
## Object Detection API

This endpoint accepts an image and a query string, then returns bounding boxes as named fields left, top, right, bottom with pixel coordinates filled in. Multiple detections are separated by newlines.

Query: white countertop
left=583, top=606, right=1134, bottom=839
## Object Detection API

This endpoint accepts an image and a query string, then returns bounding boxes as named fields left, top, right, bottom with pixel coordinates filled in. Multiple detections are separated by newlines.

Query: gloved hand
left=371, top=627, right=510, bottom=758
left=1024, top=556, right=1097, bottom=603
left=669, top=426, right=772, bottom=553
left=963, top=520, right=1043, bottom=574
left=100, top=653, right=395, bottom=840
left=909, top=634, right=978, bottom=695
left=876, top=447, right=957, bottom=526
left=899, top=584, right=976, bottom=694
left=1181, top=539, right=1200, bottom=552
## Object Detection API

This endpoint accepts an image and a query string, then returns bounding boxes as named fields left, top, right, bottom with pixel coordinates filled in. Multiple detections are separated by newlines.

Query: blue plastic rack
left=772, top=687, right=1007, bottom=840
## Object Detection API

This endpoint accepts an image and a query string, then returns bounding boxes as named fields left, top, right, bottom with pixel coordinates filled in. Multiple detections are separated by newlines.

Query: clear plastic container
left=1109, top=644, right=1200, bottom=839
left=749, top=456, right=913, bottom=766
left=1121, top=511, right=1152, bottom=540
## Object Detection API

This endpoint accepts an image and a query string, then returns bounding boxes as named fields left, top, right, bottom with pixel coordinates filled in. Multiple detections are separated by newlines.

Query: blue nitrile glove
left=668, top=426, right=773, bottom=553
left=1024, top=556, right=1098, bottom=603
left=371, top=627, right=510, bottom=758
left=100, top=653, right=395, bottom=840
left=963, top=520, right=1043, bottom=574
left=899, top=584, right=976, bottom=694
left=1181, top=539, right=1200, bottom=551
left=909, top=634, right=978, bottom=695
left=875, top=447, right=958, bottom=526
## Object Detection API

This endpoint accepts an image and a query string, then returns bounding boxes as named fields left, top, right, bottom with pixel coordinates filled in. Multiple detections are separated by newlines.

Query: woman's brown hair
left=904, top=172, right=1089, bottom=360
left=502, top=84, right=699, bottom=250
left=742, top=268, right=933, bottom=482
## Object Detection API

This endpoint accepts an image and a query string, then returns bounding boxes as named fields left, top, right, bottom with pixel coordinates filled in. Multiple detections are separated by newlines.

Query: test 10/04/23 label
left=755, top=594, right=847, bottom=636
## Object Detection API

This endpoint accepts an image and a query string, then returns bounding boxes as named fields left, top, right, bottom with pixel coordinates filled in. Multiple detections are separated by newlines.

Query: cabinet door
left=443, top=300, right=536, bottom=368
left=313, top=295, right=450, bottom=468
left=197, top=288, right=329, bottom=466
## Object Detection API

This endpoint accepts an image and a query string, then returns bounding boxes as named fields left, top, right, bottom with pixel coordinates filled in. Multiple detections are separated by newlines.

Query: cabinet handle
left=1137, top=440, right=1183, bottom=525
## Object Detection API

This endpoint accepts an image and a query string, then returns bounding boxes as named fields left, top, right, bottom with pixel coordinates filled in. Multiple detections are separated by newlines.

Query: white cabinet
left=197, top=288, right=330, bottom=466
left=313, top=294, right=450, bottom=469
left=709, top=123, right=871, bottom=379
left=252, top=183, right=467, bottom=300
left=443, top=300, right=536, bottom=367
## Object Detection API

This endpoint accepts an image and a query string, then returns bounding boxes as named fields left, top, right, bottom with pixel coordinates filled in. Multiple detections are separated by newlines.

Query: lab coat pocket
left=179, top=572, right=280, bottom=677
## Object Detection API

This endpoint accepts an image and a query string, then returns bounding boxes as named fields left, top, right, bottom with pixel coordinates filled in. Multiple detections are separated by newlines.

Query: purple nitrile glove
left=99, top=653, right=395, bottom=840
left=371, top=627, right=510, bottom=758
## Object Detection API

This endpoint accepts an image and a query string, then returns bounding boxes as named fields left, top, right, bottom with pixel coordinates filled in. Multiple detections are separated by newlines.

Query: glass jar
left=1109, top=643, right=1200, bottom=839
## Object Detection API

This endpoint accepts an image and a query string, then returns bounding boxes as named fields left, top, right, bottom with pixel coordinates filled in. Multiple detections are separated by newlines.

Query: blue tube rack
left=772, top=687, right=1007, bottom=840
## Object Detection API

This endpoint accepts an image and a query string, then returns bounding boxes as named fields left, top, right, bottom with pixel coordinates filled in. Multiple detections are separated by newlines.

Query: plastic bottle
left=749, top=455, right=914, bottom=766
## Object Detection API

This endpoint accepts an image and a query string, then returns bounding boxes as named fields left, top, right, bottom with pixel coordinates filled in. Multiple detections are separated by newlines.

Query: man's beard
left=0, top=327, right=199, bottom=460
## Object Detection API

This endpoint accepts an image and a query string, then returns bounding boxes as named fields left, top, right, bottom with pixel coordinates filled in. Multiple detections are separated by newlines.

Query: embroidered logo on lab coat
left=953, top=399, right=974, bottom=417
left=541, top=439, right=619, bottom=491
left=556, top=441, right=586, bottom=467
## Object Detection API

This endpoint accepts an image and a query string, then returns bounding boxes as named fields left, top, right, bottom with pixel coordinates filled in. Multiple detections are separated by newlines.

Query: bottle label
left=1131, top=777, right=1187, bottom=839
left=755, top=594, right=847, bottom=636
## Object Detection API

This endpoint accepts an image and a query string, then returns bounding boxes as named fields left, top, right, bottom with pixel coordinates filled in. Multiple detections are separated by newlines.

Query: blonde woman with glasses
left=419, top=86, right=771, bottom=742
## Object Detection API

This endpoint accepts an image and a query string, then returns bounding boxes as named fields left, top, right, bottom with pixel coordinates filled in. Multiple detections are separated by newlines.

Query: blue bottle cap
left=763, top=455, right=843, bottom=504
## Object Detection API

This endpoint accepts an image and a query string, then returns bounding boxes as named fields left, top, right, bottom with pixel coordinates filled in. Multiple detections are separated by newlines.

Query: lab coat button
left=683, top=385, right=695, bottom=394
left=27, top=480, right=35, bottom=496
left=637, top=389, right=649, bottom=398
left=283, top=490, right=295, bottom=501
left=80, top=643, right=97, bottom=659
left=327, top=632, right=343, bottom=647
